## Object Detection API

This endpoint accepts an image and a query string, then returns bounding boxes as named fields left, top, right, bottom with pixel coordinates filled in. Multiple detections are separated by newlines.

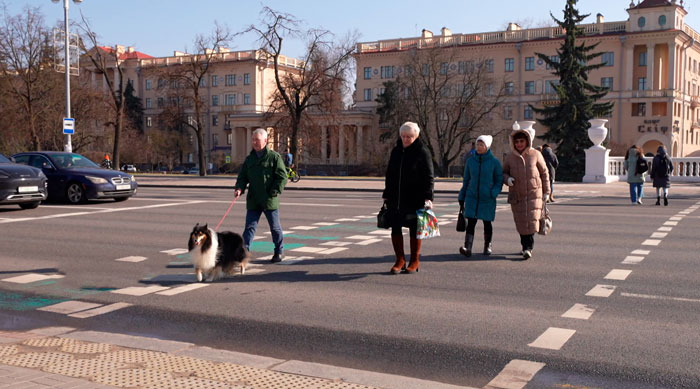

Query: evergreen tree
left=124, top=81, right=144, bottom=133
left=533, top=0, right=614, bottom=181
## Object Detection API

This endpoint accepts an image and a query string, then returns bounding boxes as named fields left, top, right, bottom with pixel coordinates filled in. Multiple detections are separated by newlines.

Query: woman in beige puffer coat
left=502, top=124, right=550, bottom=259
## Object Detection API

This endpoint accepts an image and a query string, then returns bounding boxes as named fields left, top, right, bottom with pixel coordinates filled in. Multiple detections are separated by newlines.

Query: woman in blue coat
left=457, top=135, right=504, bottom=257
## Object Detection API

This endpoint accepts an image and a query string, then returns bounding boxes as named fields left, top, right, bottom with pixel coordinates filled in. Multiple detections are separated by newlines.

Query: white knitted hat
left=476, top=135, right=493, bottom=150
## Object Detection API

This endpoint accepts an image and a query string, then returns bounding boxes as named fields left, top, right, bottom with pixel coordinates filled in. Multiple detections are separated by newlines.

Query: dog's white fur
left=190, top=228, right=219, bottom=282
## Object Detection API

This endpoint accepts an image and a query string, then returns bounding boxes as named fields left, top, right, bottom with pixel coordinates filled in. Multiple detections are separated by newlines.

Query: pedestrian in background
left=234, top=128, right=288, bottom=263
left=624, top=145, right=646, bottom=204
left=458, top=135, right=503, bottom=257
left=503, top=123, right=550, bottom=260
left=540, top=144, right=559, bottom=202
left=383, top=122, right=434, bottom=274
left=650, top=145, right=674, bottom=206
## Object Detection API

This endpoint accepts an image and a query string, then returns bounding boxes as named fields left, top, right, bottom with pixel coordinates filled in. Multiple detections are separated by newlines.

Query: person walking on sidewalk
left=540, top=144, right=558, bottom=202
left=383, top=122, right=434, bottom=274
left=650, top=145, right=674, bottom=206
left=234, top=128, right=288, bottom=263
left=458, top=135, right=503, bottom=257
left=503, top=123, right=550, bottom=260
left=624, top=145, right=647, bottom=204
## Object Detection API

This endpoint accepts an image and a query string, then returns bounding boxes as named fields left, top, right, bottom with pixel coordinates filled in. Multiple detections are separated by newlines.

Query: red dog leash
left=214, top=194, right=239, bottom=231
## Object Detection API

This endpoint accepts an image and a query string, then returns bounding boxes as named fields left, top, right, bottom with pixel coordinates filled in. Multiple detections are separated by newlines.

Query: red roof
left=99, top=46, right=154, bottom=60
left=633, top=0, right=675, bottom=9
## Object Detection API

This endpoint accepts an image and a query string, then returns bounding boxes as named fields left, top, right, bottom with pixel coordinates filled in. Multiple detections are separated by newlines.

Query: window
left=545, top=80, right=559, bottom=94
left=157, top=79, right=165, bottom=89
left=601, top=77, right=613, bottom=89
left=145, top=79, right=152, bottom=90
left=225, top=74, right=235, bottom=86
left=212, top=95, right=219, bottom=106
left=484, top=83, right=494, bottom=96
left=525, top=57, right=535, bottom=71
left=505, top=58, right=514, bottom=72
left=364, top=67, right=371, bottom=79
left=244, top=73, right=250, bottom=85
left=632, top=102, right=646, bottom=116
left=484, top=59, right=494, bottom=73
left=225, top=93, right=236, bottom=105
left=421, top=63, right=430, bottom=76
left=440, top=62, right=448, bottom=75
left=547, top=55, right=559, bottom=70
left=213, top=134, right=218, bottom=146
left=524, top=81, right=535, bottom=95
left=639, top=52, right=647, bottom=67
left=200, top=77, right=207, bottom=88
left=212, top=115, right=218, bottom=126
left=381, top=66, right=394, bottom=79
left=505, top=82, right=514, bottom=95
left=458, top=61, right=473, bottom=74
left=227, top=133, right=232, bottom=145
left=146, top=117, right=152, bottom=127
left=157, top=97, right=164, bottom=108
left=244, top=93, right=251, bottom=105
left=364, top=88, right=372, bottom=101
left=211, top=75, right=218, bottom=87
left=504, top=105, right=513, bottom=120
left=601, top=52, right=614, bottom=66
left=145, top=98, right=151, bottom=109
left=524, top=105, right=533, bottom=119
left=638, top=77, right=647, bottom=90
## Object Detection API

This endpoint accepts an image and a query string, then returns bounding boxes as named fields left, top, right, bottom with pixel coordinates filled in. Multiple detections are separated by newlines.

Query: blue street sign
left=63, top=118, right=75, bottom=134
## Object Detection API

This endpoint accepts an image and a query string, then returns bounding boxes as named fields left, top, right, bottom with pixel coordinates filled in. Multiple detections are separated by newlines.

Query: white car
left=122, top=164, right=137, bottom=173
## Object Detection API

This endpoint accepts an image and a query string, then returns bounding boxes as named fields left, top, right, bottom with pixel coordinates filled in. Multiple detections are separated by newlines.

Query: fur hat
left=476, top=135, right=493, bottom=150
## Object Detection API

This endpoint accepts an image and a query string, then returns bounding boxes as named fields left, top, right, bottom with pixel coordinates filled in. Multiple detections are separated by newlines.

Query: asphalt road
left=1, top=186, right=699, bottom=388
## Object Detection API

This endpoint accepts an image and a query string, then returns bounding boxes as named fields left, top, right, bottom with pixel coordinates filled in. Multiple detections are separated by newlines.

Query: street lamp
left=51, top=0, right=82, bottom=153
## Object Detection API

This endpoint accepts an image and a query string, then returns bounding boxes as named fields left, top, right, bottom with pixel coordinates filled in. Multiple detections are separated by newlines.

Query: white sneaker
left=523, top=250, right=532, bottom=259
left=637, top=199, right=643, bottom=204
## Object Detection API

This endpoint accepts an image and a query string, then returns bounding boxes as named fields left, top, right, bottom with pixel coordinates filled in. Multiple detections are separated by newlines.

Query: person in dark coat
left=382, top=122, right=435, bottom=274
left=540, top=144, right=559, bottom=202
left=457, top=135, right=503, bottom=257
left=650, top=145, right=674, bottom=206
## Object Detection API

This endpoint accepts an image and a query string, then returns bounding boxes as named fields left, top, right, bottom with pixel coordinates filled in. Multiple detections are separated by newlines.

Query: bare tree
left=246, top=7, right=357, bottom=163
left=160, top=22, right=232, bottom=176
left=376, top=47, right=508, bottom=176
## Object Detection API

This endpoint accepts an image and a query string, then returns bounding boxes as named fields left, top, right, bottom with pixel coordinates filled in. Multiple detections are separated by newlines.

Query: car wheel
left=65, top=182, right=86, bottom=204
left=19, top=201, right=40, bottom=209
left=114, top=197, right=128, bottom=202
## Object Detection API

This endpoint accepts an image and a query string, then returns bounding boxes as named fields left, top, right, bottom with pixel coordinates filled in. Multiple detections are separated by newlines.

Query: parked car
left=121, top=164, right=137, bottom=173
left=171, top=166, right=186, bottom=174
left=156, top=166, right=169, bottom=174
left=187, top=167, right=200, bottom=175
left=0, top=153, right=47, bottom=209
left=12, top=151, right=137, bottom=204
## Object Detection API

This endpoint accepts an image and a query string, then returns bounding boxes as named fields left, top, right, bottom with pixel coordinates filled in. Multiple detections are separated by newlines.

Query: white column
left=321, top=126, right=327, bottom=163
left=625, top=45, right=634, bottom=91
left=338, top=126, right=345, bottom=164
left=246, top=127, right=252, bottom=152
left=647, top=44, right=655, bottom=90
left=356, top=125, right=363, bottom=162
left=668, top=42, right=676, bottom=90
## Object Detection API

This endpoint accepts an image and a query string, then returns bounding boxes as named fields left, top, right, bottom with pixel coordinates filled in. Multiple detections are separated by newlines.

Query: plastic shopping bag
left=416, top=208, right=440, bottom=240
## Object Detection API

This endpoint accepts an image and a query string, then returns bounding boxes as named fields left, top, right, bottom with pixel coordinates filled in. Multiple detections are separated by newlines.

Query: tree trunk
left=197, top=125, right=206, bottom=176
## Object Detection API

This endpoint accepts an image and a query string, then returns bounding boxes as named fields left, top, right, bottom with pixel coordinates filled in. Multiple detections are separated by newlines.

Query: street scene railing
left=608, top=156, right=700, bottom=182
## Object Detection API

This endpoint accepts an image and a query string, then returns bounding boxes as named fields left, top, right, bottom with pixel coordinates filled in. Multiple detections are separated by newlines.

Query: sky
left=3, top=0, right=700, bottom=59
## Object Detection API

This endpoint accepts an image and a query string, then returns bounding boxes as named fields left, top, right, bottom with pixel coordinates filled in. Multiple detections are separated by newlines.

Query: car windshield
left=0, top=154, right=10, bottom=163
left=48, top=153, right=99, bottom=169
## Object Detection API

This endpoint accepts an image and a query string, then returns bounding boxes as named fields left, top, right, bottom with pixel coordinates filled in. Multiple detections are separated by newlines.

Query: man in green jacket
left=234, top=128, right=288, bottom=262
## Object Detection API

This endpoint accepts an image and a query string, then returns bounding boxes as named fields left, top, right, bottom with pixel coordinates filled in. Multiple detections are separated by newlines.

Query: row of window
left=145, top=94, right=251, bottom=108
left=144, top=74, right=251, bottom=90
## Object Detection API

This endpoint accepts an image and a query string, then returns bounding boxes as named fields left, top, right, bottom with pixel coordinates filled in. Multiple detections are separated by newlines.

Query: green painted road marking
left=0, top=291, right=68, bottom=311
left=250, top=241, right=304, bottom=253
left=285, top=234, right=339, bottom=241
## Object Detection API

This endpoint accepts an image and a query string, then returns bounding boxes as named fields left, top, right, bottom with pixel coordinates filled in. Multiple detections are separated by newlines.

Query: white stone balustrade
left=608, top=157, right=700, bottom=182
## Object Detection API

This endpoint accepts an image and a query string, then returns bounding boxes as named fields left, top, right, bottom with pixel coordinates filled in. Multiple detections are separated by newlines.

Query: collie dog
left=188, top=223, right=249, bottom=282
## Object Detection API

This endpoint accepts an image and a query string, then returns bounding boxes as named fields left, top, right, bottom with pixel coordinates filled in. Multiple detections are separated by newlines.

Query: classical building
left=353, top=0, right=700, bottom=158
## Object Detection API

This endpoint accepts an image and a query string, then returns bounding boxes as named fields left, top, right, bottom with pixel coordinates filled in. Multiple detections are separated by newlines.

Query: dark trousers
left=520, top=234, right=534, bottom=251
left=466, top=218, right=492, bottom=236
left=391, top=211, right=417, bottom=236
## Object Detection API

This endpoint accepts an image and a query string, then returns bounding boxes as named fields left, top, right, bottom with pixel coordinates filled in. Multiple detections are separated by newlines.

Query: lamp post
left=51, top=0, right=82, bottom=153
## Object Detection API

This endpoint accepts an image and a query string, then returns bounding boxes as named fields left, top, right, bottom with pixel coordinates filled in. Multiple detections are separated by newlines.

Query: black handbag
left=377, top=203, right=392, bottom=229
left=456, top=207, right=466, bottom=232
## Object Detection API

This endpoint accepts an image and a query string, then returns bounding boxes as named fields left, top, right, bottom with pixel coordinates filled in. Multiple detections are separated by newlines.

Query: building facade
left=353, top=0, right=700, bottom=158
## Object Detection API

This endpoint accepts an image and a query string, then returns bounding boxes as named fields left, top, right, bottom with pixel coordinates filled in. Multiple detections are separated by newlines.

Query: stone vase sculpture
left=587, top=119, right=609, bottom=149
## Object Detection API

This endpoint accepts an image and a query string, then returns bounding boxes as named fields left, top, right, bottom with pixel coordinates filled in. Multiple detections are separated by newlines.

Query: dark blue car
left=12, top=151, right=137, bottom=204
left=0, top=153, right=47, bottom=209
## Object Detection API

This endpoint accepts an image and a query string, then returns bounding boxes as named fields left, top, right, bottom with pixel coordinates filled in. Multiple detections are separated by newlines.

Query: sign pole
left=62, top=0, right=72, bottom=153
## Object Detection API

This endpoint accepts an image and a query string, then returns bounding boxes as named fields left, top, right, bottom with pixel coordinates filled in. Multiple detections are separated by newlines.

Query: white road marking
left=369, top=230, right=393, bottom=235
left=657, top=226, right=673, bottom=232
left=68, top=302, right=132, bottom=318
left=631, top=249, right=650, bottom=255
left=277, top=256, right=315, bottom=265
left=319, top=247, right=349, bottom=255
left=441, top=221, right=452, bottom=225
left=484, top=359, right=546, bottom=389
left=319, top=241, right=354, bottom=246
left=622, top=256, right=644, bottom=265
left=641, top=239, right=661, bottom=246
left=354, top=239, right=383, bottom=246
left=335, top=218, right=360, bottom=222
left=621, top=293, right=700, bottom=304
left=160, top=248, right=189, bottom=255
left=39, top=205, right=112, bottom=210
left=290, top=226, right=318, bottom=230
left=38, top=301, right=102, bottom=315
left=2, top=274, right=64, bottom=284
left=115, top=256, right=148, bottom=263
left=111, top=285, right=170, bottom=296
left=650, top=232, right=667, bottom=239
left=586, top=284, right=616, bottom=297
left=290, top=246, right=328, bottom=253
left=561, top=304, right=595, bottom=320
left=353, top=215, right=375, bottom=219
left=669, top=216, right=683, bottom=221
left=264, top=230, right=294, bottom=235
left=156, top=283, right=209, bottom=296
left=528, top=327, right=576, bottom=350
left=678, top=210, right=691, bottom=214
left=604, top=269, right=632, bottom=281
left=346, top=235, right=378, bottom=240
left=312, top=222, right=338, bottom=226
left=663, top=221, right=678, bottom=226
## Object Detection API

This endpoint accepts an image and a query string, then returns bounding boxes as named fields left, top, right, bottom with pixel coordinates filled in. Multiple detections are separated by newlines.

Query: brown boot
left=390, top=235, right=405, bottom=274
left=405, top=235, right=422, bottom=273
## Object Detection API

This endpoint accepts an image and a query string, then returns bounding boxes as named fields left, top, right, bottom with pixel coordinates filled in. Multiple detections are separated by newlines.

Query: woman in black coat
left=382, top=122, right=434, bottom=274
left=650, top=145, right=674, bottom=206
